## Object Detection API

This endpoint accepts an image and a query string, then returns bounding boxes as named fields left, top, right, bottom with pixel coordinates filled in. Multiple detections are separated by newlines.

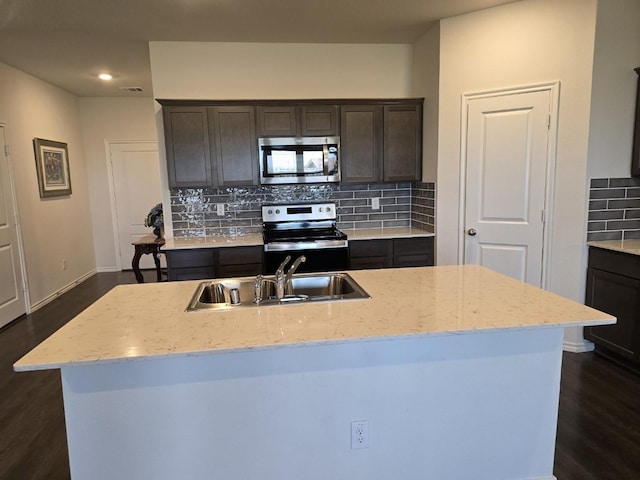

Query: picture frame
left=33, top=138, right=72, bottom=198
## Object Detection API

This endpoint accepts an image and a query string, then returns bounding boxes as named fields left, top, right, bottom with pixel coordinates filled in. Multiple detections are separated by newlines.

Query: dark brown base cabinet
left=166, top=237, right=435, bottom=281
left=584, top=247, right=640, bottom=370
left=349, top=237, right=434, bottom=270
left=165, top=246, right=263, bottom=282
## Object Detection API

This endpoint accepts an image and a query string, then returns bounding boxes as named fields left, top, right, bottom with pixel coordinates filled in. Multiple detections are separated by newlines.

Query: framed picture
left=33, top=138, right=72, bottom=198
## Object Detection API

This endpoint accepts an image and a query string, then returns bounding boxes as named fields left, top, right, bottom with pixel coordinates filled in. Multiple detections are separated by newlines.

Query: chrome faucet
left=270, top=255, right=306, bottom=301
left=285, top=255, right=306, bottom=287
left=274, top=255, right=291, bottom=300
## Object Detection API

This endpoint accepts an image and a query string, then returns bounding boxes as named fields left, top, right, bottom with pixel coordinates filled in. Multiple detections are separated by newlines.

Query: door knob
left=467, top=228, right=477, bottom=236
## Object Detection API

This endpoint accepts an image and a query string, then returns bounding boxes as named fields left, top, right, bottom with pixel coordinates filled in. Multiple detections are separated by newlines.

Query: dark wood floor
left=1, top=272, right=639, bottom=479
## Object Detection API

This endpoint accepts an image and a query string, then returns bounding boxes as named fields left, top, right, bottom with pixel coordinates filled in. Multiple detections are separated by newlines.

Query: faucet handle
left=276, top=255, right=291, bottom=274
left=254, top=274, right=263, bottom=304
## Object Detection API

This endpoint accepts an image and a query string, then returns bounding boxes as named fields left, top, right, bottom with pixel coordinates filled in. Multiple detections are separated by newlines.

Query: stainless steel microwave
left=258, top=137, right=340, bottom=185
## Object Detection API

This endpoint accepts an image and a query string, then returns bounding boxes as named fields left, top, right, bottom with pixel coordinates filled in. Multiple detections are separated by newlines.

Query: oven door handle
left=264, top=240, right=348, bottom=252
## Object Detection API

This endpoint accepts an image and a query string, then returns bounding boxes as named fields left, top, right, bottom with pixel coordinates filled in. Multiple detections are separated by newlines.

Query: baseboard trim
left=563, top=339, right=595, bottom=353
left=96, top=266, right=120, bottom=273
left=30, top=269, right=97, bottom=312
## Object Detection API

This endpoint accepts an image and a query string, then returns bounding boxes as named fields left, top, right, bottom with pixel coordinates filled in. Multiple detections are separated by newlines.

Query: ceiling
left=0, top=0, right=517, bottom=97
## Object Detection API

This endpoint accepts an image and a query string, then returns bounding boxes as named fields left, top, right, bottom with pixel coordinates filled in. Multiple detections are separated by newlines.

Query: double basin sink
left=187, top=272, right=370, bottom=311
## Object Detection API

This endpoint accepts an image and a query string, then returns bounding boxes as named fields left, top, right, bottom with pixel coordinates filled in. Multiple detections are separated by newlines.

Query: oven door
left=264, top=247, right=348, bottom=274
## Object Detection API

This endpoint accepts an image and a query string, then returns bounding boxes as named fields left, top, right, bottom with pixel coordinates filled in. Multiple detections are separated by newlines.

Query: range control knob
left=267, top=209, right=273, bottom=215
left=275, top=209, right=281, bottom=214
left=319, top=207, right=324, bottom=212
left=326, top=207, right=331, bottom=213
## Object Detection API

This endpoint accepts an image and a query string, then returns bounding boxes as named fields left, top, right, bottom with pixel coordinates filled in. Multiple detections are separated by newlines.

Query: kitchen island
left=15, top=266, right=613, bottom=480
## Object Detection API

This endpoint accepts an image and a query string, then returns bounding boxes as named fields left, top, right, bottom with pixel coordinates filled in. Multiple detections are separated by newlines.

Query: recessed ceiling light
left=98, top=73, right=113, bottom=81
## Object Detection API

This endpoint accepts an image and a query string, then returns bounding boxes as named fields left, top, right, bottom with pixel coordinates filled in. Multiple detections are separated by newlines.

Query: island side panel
left=62, top=328, right=563, bottom=480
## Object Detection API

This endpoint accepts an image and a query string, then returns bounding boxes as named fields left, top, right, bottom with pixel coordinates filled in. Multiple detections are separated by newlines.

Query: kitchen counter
left=162, top=233, right=263, bottom=250
left=588, top=239, right=640, bottom=256
left=160, top=226, right=434, bottom=250
left=15, top=265, right=611, bottom=371
left=14, top=266, right=613, bottom=480
left=341, top=226, right=434, bottom=240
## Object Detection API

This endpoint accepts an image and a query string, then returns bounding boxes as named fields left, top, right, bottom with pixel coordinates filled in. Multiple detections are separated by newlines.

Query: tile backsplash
left=170, top=181, right=436, bottom=238
left=588, top=177, right=640, bottom=241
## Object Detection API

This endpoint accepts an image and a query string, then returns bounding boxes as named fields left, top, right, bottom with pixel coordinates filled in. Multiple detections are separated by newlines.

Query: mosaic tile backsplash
left=588, top=177, right=640, bottom=241
left=170, top=182, right=436, bottom=238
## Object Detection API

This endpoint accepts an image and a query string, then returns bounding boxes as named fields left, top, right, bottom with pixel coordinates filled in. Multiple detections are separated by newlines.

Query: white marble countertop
left=162, top=234, right=264, bottom=250
left=588, top=239, right=640, bottom=256
left=341, top=226, right=434, bottom=240
left=14, top=266, right=614, bottom=372
left=161, top=227, right=434, bottom=250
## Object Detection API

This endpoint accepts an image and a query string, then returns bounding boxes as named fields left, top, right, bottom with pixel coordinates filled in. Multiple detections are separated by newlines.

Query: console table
left=131, top=235, right=165, bottom=283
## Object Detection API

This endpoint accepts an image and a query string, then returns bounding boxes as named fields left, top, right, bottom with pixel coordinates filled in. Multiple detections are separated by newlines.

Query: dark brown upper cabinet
left=159, top=98, right=422, bottom=187
left=257, top=105, right=339, bottom=137
left=161, top=102, right=258, bottom=188
left=632, top=67, right=640, bottom=176
left=340, top=105, right=384, bottom=183
left=341, top=100, right=423, bottom=183
left=162, top=106, right=214, bottom=188
left=383, top=104, right=422, bottom=182
left=209, top=106, right=258, bottom=187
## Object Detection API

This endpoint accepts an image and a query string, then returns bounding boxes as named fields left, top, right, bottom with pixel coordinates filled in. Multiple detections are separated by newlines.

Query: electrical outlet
left=371, top=197, right=380, bottom=210
left=216, top=203, right=225, bottom=216
left=351, top=420, right=369, bottom=449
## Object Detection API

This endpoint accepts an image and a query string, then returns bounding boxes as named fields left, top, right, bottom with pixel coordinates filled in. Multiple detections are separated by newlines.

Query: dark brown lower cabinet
left=584, top=247, right=640, bottom=369
left=166, top=246, right=263, bottom=281
left=349, top=237, right=434, bottom=270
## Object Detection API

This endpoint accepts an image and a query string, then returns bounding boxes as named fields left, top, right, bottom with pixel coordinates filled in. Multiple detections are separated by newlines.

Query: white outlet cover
left=351, top=420, right=369, bottom=449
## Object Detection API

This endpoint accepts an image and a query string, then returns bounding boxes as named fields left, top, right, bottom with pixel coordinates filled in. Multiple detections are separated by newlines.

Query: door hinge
left=547, top=115, right=551, bottom=129
left=4, top=144, right=9, bottom=157
left=541, top=210, right=546, bottom=223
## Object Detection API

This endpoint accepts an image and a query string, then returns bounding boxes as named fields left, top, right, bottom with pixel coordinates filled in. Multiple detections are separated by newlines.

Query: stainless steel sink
left=186, top=272, right=370, bottom=311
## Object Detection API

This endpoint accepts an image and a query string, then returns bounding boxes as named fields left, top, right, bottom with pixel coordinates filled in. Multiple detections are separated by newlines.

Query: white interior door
left=0, top=126, right=27, bottom=327
left=110, top=142, right=162, bottom=270
left=464, top=89, right=551, bottom=287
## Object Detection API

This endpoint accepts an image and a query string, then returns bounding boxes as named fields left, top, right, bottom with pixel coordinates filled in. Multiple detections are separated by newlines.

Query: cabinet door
left=384, top=104, right=422, bottom=182
left=257, top=106, right=298, bottom=137
left=340, top=105, right=383, bottom=183
left=209, top=106, right=258, bottom=186
left=300, top=105, right=339, bottom=136
left=217, top=246, right=263, bottom=277
left=585, top=267, right=640, bottom=359
left=165, top=249, right=216, bottom=282
left=349, top=239, right=393, bottom=270
left=393, top=237, right=434, bottom=268
left=163, top=107, right=214, bottom=188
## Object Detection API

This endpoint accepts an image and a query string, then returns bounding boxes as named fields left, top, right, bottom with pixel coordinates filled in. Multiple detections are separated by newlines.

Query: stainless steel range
left=262, top=202, right=348, bottom=274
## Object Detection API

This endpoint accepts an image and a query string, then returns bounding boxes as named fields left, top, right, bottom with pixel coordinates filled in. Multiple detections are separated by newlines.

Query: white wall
left=412, top=23, right=440, bottom=184
left=0, top=61, right=95, bottom=308
left=149, top=42, right=413, bottom=100
left=587, top=0, right=640, bottom=179
left=78, top=97, right=158, bottom=271
left=435, top=0, right=597, bottom=322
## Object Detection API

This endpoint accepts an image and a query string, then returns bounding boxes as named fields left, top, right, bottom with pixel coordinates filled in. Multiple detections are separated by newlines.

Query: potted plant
left=144, top=203, right=164, bottom=239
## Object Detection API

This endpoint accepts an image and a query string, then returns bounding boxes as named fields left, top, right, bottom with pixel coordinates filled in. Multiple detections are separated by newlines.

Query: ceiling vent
left=119, top=87, right=144, bottom=93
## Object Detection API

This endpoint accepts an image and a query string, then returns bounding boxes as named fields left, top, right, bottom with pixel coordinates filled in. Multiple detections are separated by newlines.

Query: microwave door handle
left=323, top=144, right=329, bottom=176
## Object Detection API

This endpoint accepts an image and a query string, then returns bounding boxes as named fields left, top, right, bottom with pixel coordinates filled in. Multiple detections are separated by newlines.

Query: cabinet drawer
left=216, top=263, right=263, bottom=278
